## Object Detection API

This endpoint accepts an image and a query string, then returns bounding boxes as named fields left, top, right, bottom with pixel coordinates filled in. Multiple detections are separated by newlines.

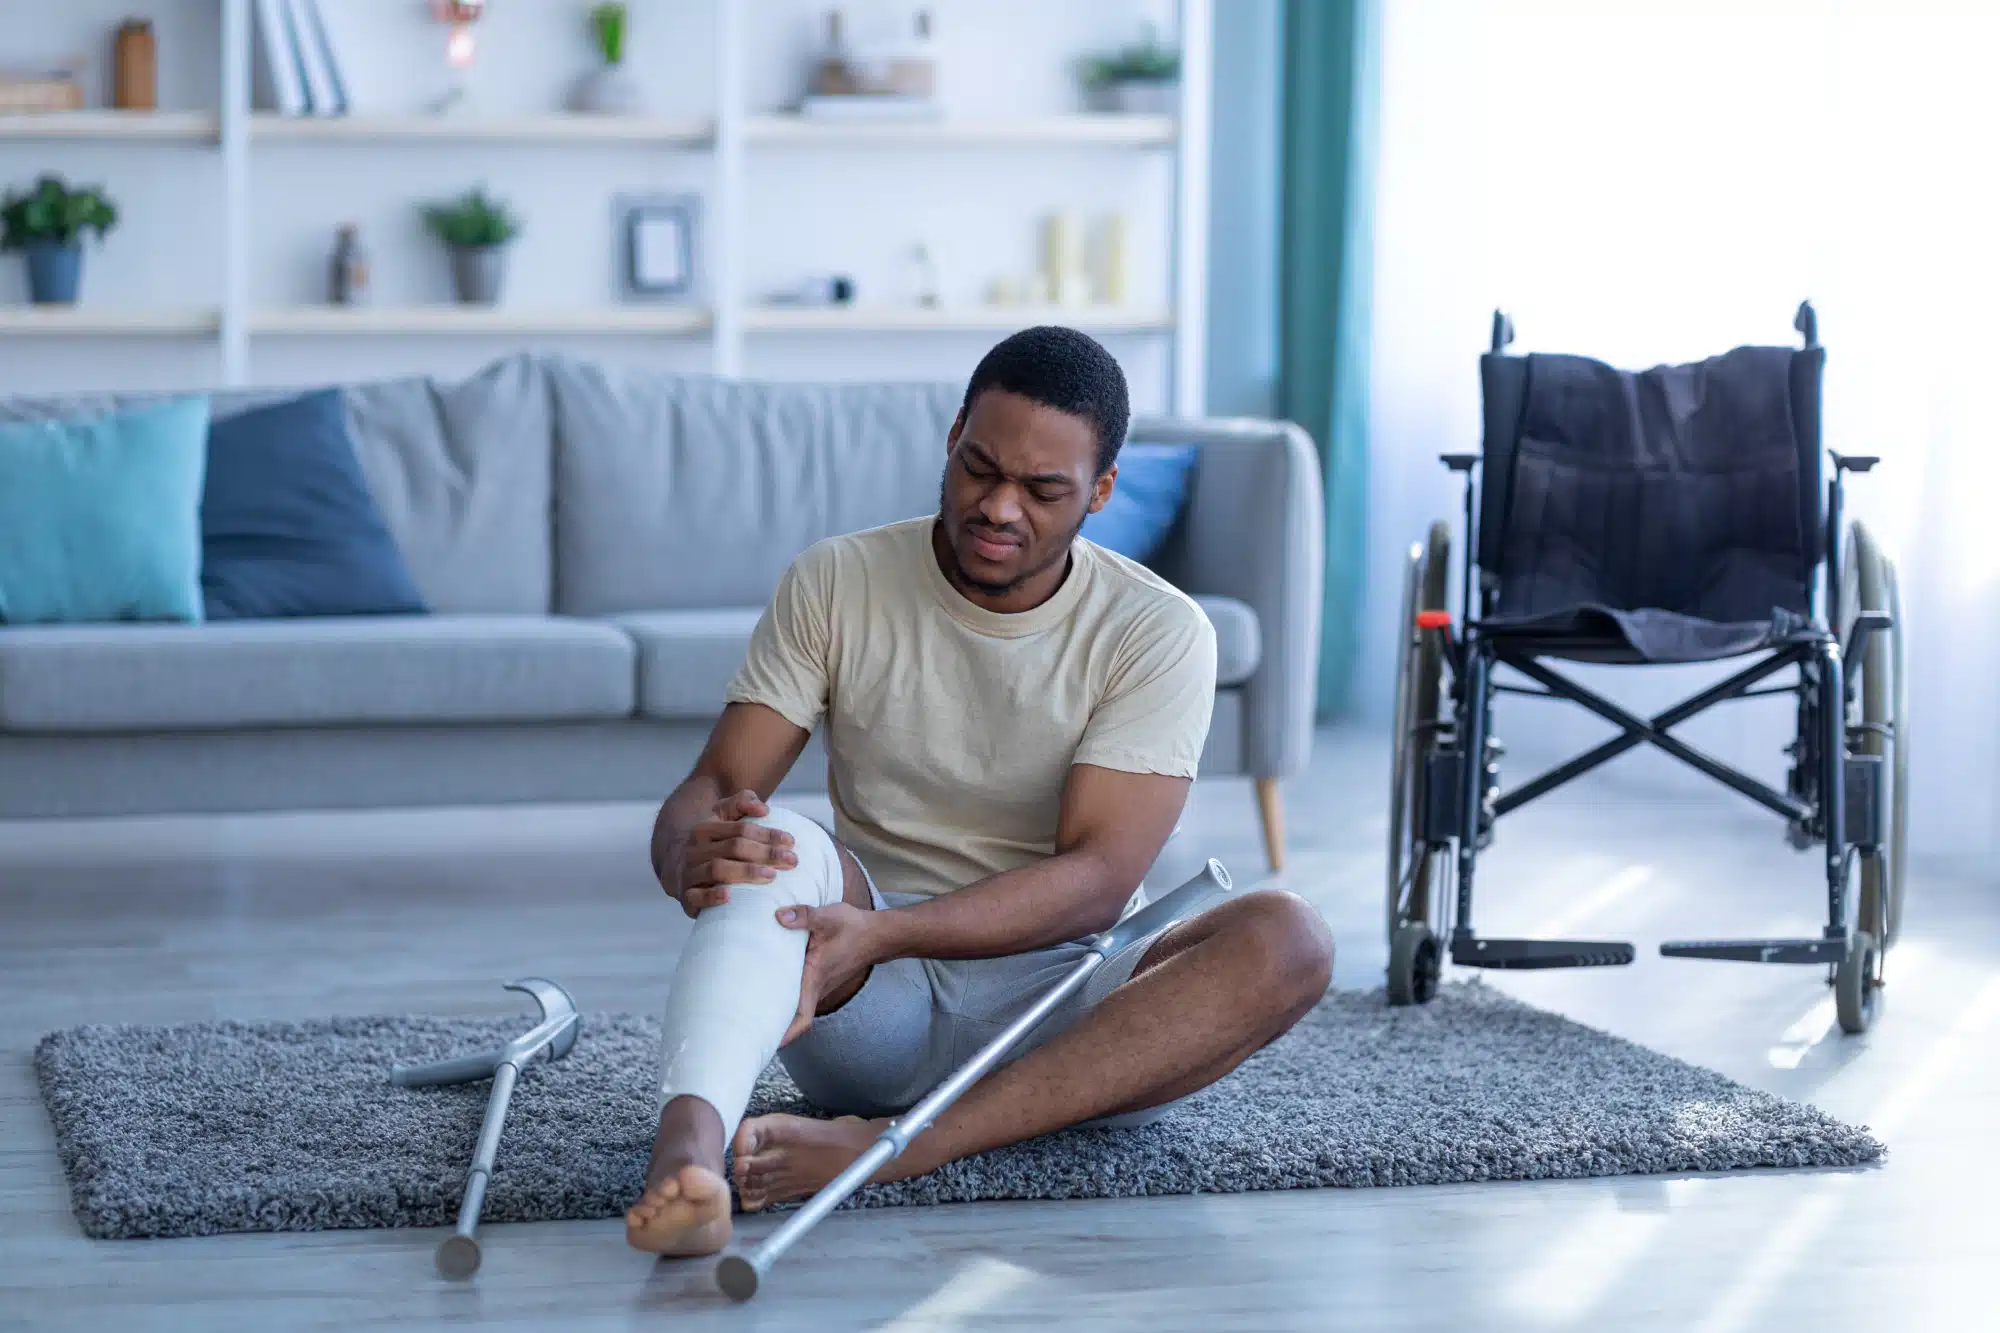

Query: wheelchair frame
left=1386, top=303, right=1906, bottom=1034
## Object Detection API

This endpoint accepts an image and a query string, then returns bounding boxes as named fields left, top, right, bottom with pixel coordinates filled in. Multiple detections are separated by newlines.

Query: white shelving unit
left=0, top=0, right=1213, bottom=411
left=0, top=306, right=220, bottom=335
left=253, top=305, right=712, bottom=336
left=741, top=114, right=1176, bottom=147
left=743, top=303, right=1172, bottom=334
left=251, top=114, right=714, bottom=145
left=0, top=111, right=219, bottom=141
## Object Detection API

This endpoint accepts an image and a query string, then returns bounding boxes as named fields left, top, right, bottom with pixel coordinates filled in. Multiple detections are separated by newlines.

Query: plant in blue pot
left=1, top=174, right=118, bottom=305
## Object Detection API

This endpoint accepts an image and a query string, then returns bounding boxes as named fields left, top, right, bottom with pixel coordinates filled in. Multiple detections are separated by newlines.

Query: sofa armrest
left=1135, top=416, right=1324, bottom=780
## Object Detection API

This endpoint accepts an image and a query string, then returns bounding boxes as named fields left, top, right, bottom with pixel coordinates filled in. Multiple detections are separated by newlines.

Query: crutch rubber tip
left=436, top=1234, right=482, bottom=1281
left=716, top=1253, right=760, bottom=1302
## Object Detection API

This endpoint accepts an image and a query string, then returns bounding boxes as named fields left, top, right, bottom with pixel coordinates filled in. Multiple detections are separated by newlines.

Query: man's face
left=937, top=389, right=1114, bottom=599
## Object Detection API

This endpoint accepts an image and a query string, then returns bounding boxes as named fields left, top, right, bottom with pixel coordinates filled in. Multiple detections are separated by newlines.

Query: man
left=625, top=326, right=1334, bottom=1257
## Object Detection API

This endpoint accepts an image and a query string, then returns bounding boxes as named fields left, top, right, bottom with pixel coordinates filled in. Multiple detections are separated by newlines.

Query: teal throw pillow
left=0, top=396, right=210, bottom=624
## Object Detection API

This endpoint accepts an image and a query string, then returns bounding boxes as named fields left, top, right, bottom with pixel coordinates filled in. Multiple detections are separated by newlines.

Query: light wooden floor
left=2, top=727, right=1994, bottom=1331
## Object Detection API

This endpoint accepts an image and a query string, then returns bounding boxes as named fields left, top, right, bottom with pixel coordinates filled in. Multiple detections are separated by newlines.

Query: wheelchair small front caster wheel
left=1388, top=922, right=1441, bottom=1006
left=1785, top=820, right=1814, bottom=851
left=1836, top=930, right=1881, bottom=1035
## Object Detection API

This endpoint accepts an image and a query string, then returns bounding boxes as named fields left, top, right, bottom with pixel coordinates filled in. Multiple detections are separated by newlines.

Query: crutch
left=391, top=977, right=581, bottom=1280
left=715, top=859, right=1233, bottom=1302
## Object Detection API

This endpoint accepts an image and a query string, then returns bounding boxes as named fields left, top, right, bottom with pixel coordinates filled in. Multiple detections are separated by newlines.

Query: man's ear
left=946, top=410, right=964, bottom=449
left=1086, top=464, right=1117, bottom=516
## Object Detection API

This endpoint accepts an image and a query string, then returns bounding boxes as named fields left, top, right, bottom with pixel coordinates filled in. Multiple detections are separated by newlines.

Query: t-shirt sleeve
left=724, top=545, right=833, bottom=733
left=1074, top=597, right=1218, bottom=779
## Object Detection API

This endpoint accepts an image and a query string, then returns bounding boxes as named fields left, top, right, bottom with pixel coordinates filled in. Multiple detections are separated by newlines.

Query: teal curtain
left=1278, top=0, right=1380, bottom=716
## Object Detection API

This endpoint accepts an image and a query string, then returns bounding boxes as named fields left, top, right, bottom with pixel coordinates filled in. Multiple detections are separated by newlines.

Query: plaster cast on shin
left=657, top=805, right=845, bottom=1140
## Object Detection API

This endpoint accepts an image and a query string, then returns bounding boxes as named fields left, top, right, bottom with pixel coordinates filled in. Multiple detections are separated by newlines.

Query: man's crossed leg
left=626, top=801, right=1334, bottom=1257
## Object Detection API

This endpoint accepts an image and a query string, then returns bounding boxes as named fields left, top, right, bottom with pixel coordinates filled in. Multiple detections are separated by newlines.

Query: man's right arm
left=650, top=701, right=814, bottom=917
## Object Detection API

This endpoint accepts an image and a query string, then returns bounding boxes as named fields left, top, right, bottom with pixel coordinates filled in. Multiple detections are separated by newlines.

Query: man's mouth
left=966, top=528, right=1021, bottom=562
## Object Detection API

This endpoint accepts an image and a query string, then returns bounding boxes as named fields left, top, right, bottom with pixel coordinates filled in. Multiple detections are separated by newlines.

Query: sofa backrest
left=546, top=357, right=957, bottom=613
left=0, top=354, right=554, bottom=616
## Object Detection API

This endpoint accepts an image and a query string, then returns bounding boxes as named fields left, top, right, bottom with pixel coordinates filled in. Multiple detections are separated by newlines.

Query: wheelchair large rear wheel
left=1842, top=522, right=1908, bottom=949
left=1386, top=521, right=1450, bottom=1005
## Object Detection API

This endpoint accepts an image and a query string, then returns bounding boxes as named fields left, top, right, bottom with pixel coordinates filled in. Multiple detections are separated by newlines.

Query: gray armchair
left=1144, top=417, right=1325, bottom=870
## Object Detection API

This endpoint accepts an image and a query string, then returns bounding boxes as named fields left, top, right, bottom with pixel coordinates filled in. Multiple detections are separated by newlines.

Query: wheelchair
left=1386, top=303, right=1908, bottom=1034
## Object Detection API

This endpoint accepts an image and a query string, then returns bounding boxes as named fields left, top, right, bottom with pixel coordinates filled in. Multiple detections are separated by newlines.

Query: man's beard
left=937, top=481, right=1085, bottom=598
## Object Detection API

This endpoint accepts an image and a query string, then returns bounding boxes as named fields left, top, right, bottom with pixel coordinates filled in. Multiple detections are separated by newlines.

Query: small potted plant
left=1, top=174, right=118, bottom=305
left=1081, top=26, right=1181, bottom=115
left=421, top=186, right=521, bottom=305
left=570, top=2, right=644, bottom=114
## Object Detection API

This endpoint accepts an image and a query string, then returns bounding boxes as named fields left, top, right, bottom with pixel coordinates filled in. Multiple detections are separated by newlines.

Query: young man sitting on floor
left=626, top=325, right=1335, bottom=1257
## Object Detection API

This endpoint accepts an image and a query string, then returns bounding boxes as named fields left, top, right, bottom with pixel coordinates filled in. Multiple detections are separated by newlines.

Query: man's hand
left=671, top=790, right=798, bottom=918
left=777, top=901, right=888, bottom=1045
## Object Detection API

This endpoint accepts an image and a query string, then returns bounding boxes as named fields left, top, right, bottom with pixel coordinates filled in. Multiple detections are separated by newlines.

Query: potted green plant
left=1, top=174, right=118, bottom=305
left=570, top=2, right=645, bottom=114
left=1080, top=26, right=1181, bottom=115
left=421, top=186, right=521, bottom=305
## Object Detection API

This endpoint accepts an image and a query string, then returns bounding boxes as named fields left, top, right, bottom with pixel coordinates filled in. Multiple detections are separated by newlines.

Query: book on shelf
left=251, top=0, right=306, bottom=114
left=285, top=0, right=345, bottom=116
left=300, top=0, right=353, bottom=115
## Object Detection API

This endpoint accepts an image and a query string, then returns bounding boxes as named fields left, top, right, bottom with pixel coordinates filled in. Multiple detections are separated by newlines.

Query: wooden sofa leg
left=1254, top=777, right=1285, bottom=872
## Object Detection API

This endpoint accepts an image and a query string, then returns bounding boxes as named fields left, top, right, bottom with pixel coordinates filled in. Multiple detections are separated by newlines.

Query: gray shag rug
left=34, top=984, right=1883, bottom=1240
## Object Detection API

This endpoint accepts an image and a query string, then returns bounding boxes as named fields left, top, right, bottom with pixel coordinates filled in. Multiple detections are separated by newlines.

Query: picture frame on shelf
left=616, top=192, right=699, bottom=301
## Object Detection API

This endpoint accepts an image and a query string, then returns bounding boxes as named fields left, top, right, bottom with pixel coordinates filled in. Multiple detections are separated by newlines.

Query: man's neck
left=930, top=520, right=1071, bottom=615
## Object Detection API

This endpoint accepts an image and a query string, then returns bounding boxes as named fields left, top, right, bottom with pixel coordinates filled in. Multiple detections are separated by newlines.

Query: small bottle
left=113, top=19, right=157, bottom=111
left=329, top=224, right=370, bottom=305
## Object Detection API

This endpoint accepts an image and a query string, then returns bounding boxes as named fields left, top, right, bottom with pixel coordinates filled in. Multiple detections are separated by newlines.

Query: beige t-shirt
left=725, top=516, right=1217, bottom=899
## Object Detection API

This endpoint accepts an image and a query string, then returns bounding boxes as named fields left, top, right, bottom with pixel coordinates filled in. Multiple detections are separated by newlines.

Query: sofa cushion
left=0, top=355, right=556, bottom=616
left=0, top=397, right=209, bottom=625
left=0, top=616, right=633, bottom=733
left=202, top=389, right=429, bottom=620
left=548, top=359, right=958, bottom=614
left=1193, top=595, right=1261, bottom=686
left=611, top=609, right=763, bottom=719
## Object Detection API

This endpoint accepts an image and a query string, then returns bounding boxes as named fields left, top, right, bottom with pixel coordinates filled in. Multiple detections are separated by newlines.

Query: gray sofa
left=0, top=354, right=1323, bottom=865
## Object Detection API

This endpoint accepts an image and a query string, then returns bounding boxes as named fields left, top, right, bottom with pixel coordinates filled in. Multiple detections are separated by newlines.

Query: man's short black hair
left=959, top=325, right=1131, bottom=476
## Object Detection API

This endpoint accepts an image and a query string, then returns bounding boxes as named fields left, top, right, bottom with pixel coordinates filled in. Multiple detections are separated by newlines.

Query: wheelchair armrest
left=1843, top=611, right=1892, bottom=668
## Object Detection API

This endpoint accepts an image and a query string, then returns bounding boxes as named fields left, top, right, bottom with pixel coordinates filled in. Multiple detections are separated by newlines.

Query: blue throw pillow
left=1082, top=443, right=1199, bottom=564
left=0, top=397, right=210, bottom=624
left=202, top=389, right=428, bottom=619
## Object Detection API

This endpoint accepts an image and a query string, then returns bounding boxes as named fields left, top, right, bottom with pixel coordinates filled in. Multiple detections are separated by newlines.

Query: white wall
left=0, top=0, right=1176, bottom=400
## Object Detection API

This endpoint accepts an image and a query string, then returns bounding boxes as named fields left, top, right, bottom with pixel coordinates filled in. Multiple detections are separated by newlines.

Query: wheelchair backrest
left=1476, top=342, right=1825, bottom=623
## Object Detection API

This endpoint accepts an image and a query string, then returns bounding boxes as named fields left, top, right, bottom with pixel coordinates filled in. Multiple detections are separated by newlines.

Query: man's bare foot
left=731, top=1113, right=896, bottom=1210
left=624, top=1163, right=732, bottom=1256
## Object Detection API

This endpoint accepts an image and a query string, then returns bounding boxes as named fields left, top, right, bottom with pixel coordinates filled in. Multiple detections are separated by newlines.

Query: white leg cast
left=657, top=806, right=845, bottom=1142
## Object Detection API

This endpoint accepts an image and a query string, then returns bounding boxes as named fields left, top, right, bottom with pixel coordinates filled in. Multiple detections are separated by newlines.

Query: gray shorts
left=777, top=866, right=1182, bottom=1130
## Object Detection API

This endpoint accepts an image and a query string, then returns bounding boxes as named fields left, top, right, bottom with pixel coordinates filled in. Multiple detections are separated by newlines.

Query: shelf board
left=0, top=306, right=220, bottom=335
left=251, top=114, right=713, bottom=145
left=0, top=111, right=218, bottom=141
left=743, top=304, right=1173, bottom=334
left=252, top=306, right=713, bottom=336
left=744, top=114, right=1175, bottom=147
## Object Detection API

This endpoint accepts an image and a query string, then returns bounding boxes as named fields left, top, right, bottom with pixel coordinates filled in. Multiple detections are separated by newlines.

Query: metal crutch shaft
left=435, top=1058, right=520, bottom=1280
left=716, top=860, right=1233, bottom=1302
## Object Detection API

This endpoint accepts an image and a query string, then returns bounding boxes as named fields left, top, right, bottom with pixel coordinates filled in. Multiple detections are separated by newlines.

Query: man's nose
left=977, top=484, right=1025, bottom=529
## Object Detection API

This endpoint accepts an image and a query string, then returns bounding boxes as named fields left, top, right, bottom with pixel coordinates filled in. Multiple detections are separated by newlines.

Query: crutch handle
left=1093, top=860, right=1232, bottom=956
left=391, top=1049, right=504, bottom=1087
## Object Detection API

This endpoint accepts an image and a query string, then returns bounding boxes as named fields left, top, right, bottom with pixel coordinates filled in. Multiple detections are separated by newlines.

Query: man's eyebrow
left=960, top=439, right=1075, bottom=488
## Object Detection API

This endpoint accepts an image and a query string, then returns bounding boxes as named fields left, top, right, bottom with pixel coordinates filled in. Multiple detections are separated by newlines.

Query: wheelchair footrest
left=1660, top=937, right=1847, bottom=965
left=1449, top=937, right=1636, bottom=969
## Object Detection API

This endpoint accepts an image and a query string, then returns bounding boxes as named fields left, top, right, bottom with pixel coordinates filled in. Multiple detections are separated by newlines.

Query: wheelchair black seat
left=1478, top=343, right=1823, bottom=662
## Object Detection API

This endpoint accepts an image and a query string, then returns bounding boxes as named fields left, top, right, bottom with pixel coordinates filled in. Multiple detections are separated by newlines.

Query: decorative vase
left=23, top=240, right=83, bottom=304
left=449, top=244, right=507, bottom=305
left=1107, top=80, right=1177, bottom=115
left=570, top=63, right=644, bottom=114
